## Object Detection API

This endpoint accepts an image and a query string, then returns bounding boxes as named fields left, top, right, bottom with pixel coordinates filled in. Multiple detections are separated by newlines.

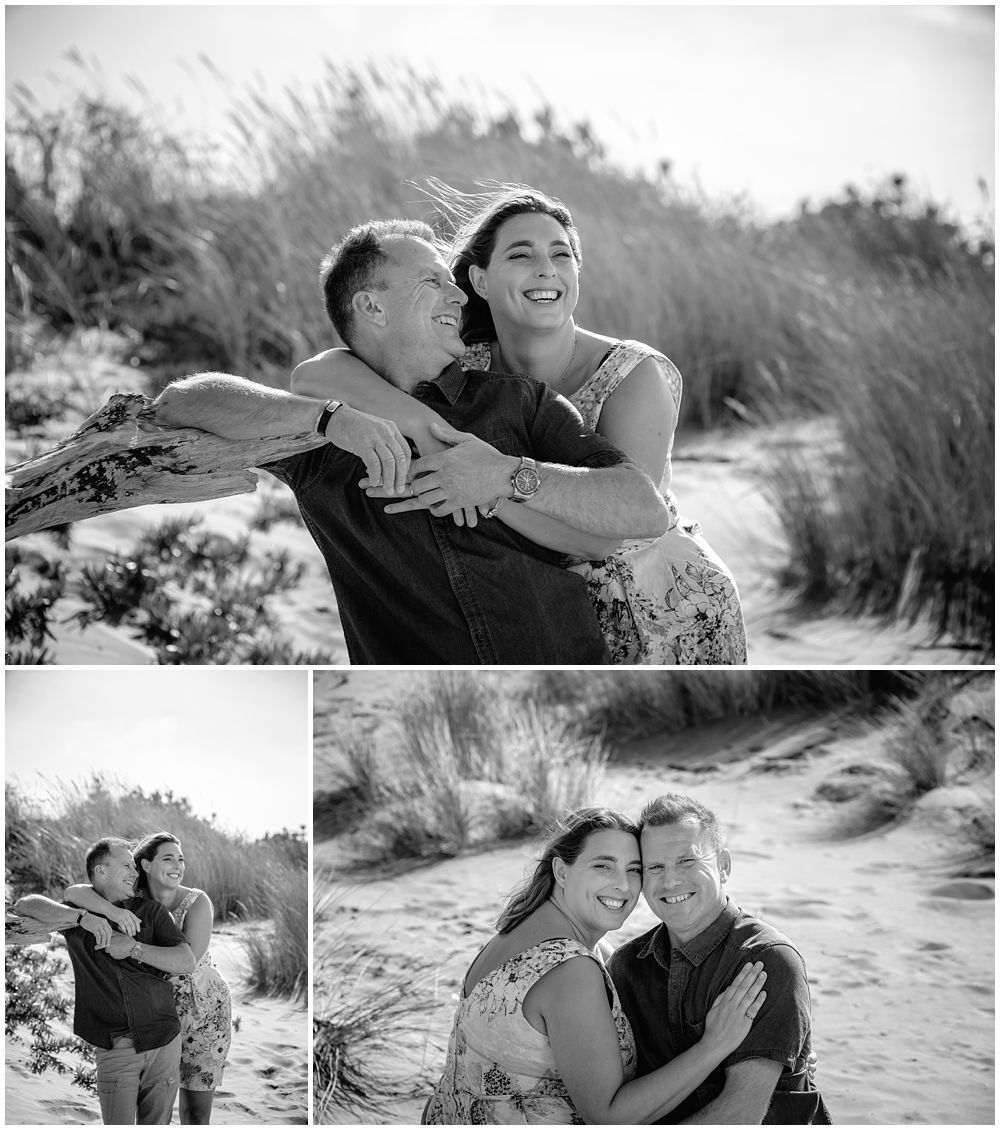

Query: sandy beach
left=4, top=921, right=308, bottom=1125
left=313, top=672, right=995, bottom=1125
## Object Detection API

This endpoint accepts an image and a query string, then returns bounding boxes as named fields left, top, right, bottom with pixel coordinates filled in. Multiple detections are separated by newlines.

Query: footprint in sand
left=916, top=941, right=951, bottom=953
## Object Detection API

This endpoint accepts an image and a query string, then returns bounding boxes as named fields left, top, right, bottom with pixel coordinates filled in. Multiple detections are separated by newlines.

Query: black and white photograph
left=314, top=668, right=994, bottom=1124
left=5, top=5, right=994, bottom=666
left=5, top=668, right=310, bottom=1125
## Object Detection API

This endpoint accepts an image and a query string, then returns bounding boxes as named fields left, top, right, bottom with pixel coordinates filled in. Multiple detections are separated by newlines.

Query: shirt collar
left=637, top=896, right=738, bottom=967
left=414, top=361, right=467, bottom=406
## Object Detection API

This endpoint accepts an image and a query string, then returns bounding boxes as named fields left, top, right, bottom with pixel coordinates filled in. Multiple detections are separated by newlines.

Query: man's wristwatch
left=511, top=456, right=540, bottom=503
left=129, top=942, right=143, bottom=963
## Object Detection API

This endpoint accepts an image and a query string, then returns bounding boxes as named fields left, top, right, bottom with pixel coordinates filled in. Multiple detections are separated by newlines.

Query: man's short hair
left=319, top=219, right=438, bottom=347
left=85, top=837, right=133, bottom=881
left=638, top=793, right=725, bottom=852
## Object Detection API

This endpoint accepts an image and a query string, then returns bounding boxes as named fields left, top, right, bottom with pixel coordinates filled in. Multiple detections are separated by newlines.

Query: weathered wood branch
left=5, top=393, right=326, bottom=541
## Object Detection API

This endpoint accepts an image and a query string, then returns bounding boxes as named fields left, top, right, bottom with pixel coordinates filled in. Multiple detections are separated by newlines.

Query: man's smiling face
left=640, top=818, right=730, bottom=944
left=376, top=236, right=467, bottom=379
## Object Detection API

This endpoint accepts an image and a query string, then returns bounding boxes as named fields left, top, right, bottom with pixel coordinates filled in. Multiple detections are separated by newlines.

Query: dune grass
left=5, top=66, right=994, bottom=649
left=574, top=669, right=925, bottom=746
left=814, top=673, right=995, bottom=837
left=312, top=886, right=446, bottom=1123
left=5, top=776, right=307, bottom=997
left=321, top=673, right=609, bottom=865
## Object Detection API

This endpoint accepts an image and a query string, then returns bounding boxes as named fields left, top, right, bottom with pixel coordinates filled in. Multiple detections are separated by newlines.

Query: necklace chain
left=498, top=328, right=578, bottom=386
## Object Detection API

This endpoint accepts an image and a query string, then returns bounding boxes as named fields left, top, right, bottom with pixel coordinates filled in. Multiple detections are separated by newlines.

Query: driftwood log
left=5, top=393, right=326, bottom=541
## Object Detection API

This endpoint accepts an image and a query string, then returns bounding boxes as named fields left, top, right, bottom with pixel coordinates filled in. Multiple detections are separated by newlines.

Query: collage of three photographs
left=5, top=4, right=994, bottom=1128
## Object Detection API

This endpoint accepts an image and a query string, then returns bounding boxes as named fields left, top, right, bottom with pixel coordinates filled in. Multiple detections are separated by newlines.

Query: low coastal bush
left=4, top=516, right=334, bottom=666
left=4, top=946, right=96, bottom=1091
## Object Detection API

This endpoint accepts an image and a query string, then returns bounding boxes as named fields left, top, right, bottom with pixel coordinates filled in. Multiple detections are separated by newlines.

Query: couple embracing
left=155, top=184, right=747, bottom=665
left=8, top=834, right=230, bottom=1125
left=424, top=793, right=831, bottom=1125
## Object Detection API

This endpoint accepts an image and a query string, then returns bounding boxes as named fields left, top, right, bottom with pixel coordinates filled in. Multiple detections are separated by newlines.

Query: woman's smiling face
left=470, top=212, right=581, bottom=332
left=555, top=827, right=643, bottom=935
left=143, top=839, right=185, bottom=889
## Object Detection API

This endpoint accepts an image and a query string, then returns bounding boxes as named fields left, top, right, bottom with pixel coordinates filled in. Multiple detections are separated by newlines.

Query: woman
left=421, top=807, right=766, bottom=1124
left=294, top=184, right=747, bottom=664
left=65, top=833, right=232, bottom=1125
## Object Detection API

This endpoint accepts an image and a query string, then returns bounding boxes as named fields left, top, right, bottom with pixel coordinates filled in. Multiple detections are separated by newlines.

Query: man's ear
left=718, top=848, right=732, bottom=883
left=352, top=290, right=387, bottom=328
left=468, top=265, right=488, bottom=301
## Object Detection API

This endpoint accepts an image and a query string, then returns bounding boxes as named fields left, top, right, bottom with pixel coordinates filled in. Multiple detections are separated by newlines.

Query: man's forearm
left=135, top=942, right=196, bottom=975
left=526, top=462, right=669, bottom=538
left=12, top=895, right=83, bottom=929
left=153, top=373, right=326, bottom=440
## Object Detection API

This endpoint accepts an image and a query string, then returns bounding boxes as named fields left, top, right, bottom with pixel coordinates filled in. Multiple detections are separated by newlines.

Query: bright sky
left=5, top=669, right=310, bottom=839
left=5, top=4, right=994, bottom=227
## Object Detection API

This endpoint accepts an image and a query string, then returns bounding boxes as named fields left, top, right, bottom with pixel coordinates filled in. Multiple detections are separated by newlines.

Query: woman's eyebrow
left=500, top=237, right=572, bottom=253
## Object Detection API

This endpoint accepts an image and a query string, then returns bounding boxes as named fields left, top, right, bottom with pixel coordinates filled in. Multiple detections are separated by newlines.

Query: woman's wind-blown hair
left=414, top=177, right=582, bottom=345
left=495, top=807, right=639, bottom=935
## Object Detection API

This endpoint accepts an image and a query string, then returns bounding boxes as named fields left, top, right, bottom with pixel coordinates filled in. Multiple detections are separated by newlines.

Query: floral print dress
left=423, top=938, right=636, bottom=1124
left=168, top=888, right=232, bottom=1092
left=464, top=340, right=748, bottom=664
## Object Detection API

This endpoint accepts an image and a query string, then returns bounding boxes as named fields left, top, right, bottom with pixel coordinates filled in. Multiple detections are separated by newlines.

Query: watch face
left=514, top=465, right=540, bottom=497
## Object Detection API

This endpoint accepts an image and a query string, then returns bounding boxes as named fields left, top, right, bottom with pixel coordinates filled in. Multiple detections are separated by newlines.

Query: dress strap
left=170, top=888, right=204, bottom=928
left=599, top=340, right=683, bottom=414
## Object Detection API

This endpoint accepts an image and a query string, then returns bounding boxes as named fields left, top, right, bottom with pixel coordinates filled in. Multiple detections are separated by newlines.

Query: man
left=608, top=794, right=831, bottom=1124
left=10, top=838, right=195, bottom=1125
left=153, top=219, right=668, bottom=663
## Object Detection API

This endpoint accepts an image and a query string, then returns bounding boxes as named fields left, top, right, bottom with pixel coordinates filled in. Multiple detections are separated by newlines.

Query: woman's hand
left=325, top=405, right=411, bottom=495
left=701, top=961, right=767, bottom=1058
left=107, top=906, right=142, bottom=936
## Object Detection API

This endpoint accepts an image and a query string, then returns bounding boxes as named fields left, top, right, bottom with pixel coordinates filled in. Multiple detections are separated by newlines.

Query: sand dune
left=314, top=678, right=995, bottom=1125
left=4, top=921, right=308, bottom=1125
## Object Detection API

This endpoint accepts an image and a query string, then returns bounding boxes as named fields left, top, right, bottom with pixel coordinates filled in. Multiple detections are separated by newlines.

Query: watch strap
left=316, top=400, right=343, bottom=436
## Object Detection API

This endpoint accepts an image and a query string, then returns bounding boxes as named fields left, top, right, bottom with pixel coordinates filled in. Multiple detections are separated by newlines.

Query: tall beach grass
left=321, top=673, right=609, bottom=865
left=6, top=64, right=993, bottom=649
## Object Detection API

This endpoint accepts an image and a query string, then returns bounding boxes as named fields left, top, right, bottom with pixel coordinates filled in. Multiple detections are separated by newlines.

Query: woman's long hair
left=417, top=178, right=583, bottom=345
left=496, top=807, right=639, bottom=935
left=132, top=832, right=181, bottom=897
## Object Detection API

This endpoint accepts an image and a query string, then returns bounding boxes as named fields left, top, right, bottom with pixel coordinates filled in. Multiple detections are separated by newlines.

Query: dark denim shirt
left=266, top=364, right=627, bottom=664
left=60, top=896, right=187, bottom=1052
left=608, top=898, right=822, bottom=1123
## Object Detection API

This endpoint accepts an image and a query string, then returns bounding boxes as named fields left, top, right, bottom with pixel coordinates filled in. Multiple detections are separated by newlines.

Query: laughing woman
left=66, top=833, right=232, bottom=1125
left=422, top=808, right=766, bottom=1124
left=293, top=184, right=748, bottom=664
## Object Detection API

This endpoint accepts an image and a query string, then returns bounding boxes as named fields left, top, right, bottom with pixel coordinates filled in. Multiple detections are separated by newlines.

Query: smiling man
left=608, top=795, right=831, bottom=1124
left=9, top=837, right=195, bottom=1125
left=154, top=220, right=668, bottom=663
